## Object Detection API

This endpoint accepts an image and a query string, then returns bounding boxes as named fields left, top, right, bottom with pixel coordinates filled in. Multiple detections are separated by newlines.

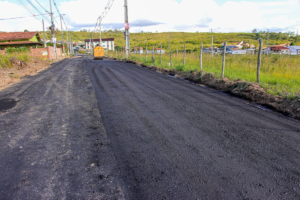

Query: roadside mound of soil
left=0, top=57, right=63, bottom=90
left=107, top=57, right=300, bottom=120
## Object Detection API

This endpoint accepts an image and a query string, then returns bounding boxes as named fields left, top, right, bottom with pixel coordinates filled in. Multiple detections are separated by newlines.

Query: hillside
left=40, top=30, right=300, bottom=51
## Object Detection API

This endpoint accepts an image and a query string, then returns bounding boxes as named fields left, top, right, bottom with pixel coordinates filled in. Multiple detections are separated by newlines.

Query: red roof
left=0, top=41, right=42, bottom=46
left=84, top=38, right=114, bottom=42
left=271, top=46, right=289, bottom=51
left=0, top=31, right=40, bottom=41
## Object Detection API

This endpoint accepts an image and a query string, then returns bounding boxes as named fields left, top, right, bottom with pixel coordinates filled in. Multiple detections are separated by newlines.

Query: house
left=134, top=47, right=143, bottom=53
left=156, top=48, right=165, bottom=54
left=0, top=31, right=42, bottom=50
left=287, top=46, right=300, bottom=55
left=246, top=49, right=256, bottom=54
left=203, top=47, right=221, bottom=53
left=228, top=48, right=247, bottom=54
left=270, top=46, right=290, bottom=54
left=84, top=38, right=114, bottom=50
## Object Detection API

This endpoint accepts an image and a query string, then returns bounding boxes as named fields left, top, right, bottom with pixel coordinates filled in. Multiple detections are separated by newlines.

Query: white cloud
left=1, top=0, right=300, bottom=33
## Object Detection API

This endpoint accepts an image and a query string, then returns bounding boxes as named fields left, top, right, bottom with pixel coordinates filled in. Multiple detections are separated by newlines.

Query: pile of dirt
left=9, top=57, right=28, bottom=69
left=106, top=56, right=300, bottom=120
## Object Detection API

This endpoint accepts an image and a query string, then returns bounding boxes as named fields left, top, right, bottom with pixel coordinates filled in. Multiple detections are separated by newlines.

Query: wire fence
left=107, top=42, right=300, bottom=97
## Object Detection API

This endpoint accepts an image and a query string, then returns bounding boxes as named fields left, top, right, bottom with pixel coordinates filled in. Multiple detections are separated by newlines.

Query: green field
left=109, top=51, right=300, bottom=97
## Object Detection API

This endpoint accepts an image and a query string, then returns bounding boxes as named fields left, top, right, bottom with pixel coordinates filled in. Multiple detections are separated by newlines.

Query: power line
left=17, top=0, right=42, bottom=22
left=0, top=13, right=48, bottom=20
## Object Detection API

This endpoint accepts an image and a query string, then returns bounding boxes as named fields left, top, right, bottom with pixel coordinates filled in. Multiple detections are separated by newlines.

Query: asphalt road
left=1, top=55, right=300, bottom=199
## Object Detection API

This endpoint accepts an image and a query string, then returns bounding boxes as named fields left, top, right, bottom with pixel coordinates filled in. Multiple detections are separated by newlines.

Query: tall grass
left=109, top=51, right=300, bottom=97
left=0, top=53, right=32, bottom=68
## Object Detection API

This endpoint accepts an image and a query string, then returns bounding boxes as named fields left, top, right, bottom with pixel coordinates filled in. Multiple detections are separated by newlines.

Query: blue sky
left=1, top=0, right=300, bottom=33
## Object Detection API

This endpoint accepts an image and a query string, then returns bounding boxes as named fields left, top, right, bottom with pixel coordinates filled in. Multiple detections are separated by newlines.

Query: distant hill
left=39, top=30, right=299, bottom=51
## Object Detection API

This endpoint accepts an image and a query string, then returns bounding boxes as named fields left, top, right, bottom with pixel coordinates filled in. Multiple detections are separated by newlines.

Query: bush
left=6, top=47, right=30, bottom=53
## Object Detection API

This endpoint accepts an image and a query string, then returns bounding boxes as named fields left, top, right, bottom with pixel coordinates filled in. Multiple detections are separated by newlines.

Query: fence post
left=152, top=45, right=154, bottom=60
left=257, top=38, right=263, bottom=84
left=183, top=43, right=186, bottom=66
left=200, top=43, right=203, bottom=70
left=169, top=43, right=172, bottom=66
left=139, top=46, right=141, bottom=60
left=177, top=45, right=178, bottom=56
left=222, top=41, right=227, bottom=78
left=146, top=46, right=147, bottom=60
left=160, top=44, right=162, bottom=64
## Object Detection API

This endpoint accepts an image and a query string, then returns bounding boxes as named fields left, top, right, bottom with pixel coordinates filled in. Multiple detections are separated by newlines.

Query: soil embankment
left=0, top=57, right=65, bottom=90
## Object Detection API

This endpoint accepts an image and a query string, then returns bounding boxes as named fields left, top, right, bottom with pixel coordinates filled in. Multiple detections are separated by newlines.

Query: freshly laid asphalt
left=0, top=55, right=300, bottom=199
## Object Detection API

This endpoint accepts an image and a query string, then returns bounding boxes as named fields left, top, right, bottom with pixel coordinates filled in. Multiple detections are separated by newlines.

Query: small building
left=287, top=46, right=300, bottom=55
left=134, top=47, right=143, bottom=53
left=228, top=47, right=246, bottom=54
left=270, top=46, right=290, bottom=54
left=84, top=38, right=114, bottom=50
left=246, top=49, right=256, bottom=54
left=0, top=31, right=42, bottom=50
left=156, top=48, right=165, bottom=54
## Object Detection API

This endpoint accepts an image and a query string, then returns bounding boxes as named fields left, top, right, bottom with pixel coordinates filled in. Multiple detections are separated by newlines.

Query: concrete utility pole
left=60, top=15, right=65, bottom=56
left=49, top=0, right=57, bottom=59
left=124, top=0, right=130, bottom=59
left=222, top=41, right=227, bottom=78
left=42, top=19, right=46, bottom=48
left=211, top=29, right=213, bottom=57
left=66, top=28, right=69, bottom=55
left=257, top=38, right=263, bottom=84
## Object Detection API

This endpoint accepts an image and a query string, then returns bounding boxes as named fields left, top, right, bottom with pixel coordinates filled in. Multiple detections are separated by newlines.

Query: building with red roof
left=0, top=31, right=42, bottom=50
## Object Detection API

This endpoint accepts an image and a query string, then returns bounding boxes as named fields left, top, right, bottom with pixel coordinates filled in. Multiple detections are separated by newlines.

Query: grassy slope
left=40, top=31, right=300, bottom=51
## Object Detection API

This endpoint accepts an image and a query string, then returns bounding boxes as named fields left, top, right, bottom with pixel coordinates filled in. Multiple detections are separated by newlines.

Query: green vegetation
left=41, top=30, right=300, bottom=52
left=6, top=47, right=30, bottom=53
left=0, top=53, right=32, bottom=68
left=109, top=51, right=300, bottom=97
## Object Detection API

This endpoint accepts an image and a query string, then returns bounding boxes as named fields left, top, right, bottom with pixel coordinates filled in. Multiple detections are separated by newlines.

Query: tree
left=252, top=29, right=257, bottom=33
left=24, top=29, right=28, bottom=32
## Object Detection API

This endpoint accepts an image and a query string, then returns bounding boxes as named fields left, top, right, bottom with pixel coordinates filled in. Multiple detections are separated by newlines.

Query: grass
left=0, top=53, right=32, bottom=68
left=108, top=51, right=300, bottom=97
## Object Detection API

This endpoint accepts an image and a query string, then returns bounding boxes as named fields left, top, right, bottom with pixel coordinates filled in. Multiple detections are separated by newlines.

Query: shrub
left=6, top=47, right=30, bottom=53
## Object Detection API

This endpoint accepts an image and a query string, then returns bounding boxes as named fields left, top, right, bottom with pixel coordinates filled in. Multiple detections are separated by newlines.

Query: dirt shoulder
left=107, top=56, right=300, bottom=120
left=0, top=57, right=67, bottom=91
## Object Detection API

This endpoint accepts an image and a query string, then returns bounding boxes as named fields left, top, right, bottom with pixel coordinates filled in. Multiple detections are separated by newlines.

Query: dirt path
left=1, top=55, right=300, bottom=199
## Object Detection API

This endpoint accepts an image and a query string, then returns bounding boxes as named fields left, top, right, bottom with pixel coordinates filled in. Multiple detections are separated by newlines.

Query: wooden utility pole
left=211, top=29, right=213, bottom=57
left=222, top=41, right=227, bottom=78
left=257, top=38, right=263, bottom=83
left=183, top=43, right=186, bottom=66
left=124, top=0, right=130, bottom=59
left=60, top=15, right=65, bottom=56
left=42, top=19, right=46, bottom=48
left=160, top=44, right=162, bottom=64
left=200, top=43, right=203, bottom=70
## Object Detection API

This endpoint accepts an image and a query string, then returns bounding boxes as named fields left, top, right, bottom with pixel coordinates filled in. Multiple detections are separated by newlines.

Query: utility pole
left=211, top=29, right=213, bottom=57
left=267, top=29, right=269, bottom=54
left=60, top=15, right=65, bottom=56
left=42, top=19, right=46, bottom=48
left=49, top=0, right=57, bottom=59
left=124, top=0, right=130, bottom=59
left=99, top=21, right=102, bottom=47
left=66, top=27, right=69, bottom=55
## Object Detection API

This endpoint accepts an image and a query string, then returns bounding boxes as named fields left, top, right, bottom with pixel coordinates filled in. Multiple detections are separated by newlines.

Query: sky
left=1, top=0, right=300, bottom=33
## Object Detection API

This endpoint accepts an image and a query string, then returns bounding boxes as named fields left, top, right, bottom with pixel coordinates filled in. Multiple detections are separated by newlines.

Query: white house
left=287, top=46, right=300, bottom=55
left=84, top=38, right=114, bottom=50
